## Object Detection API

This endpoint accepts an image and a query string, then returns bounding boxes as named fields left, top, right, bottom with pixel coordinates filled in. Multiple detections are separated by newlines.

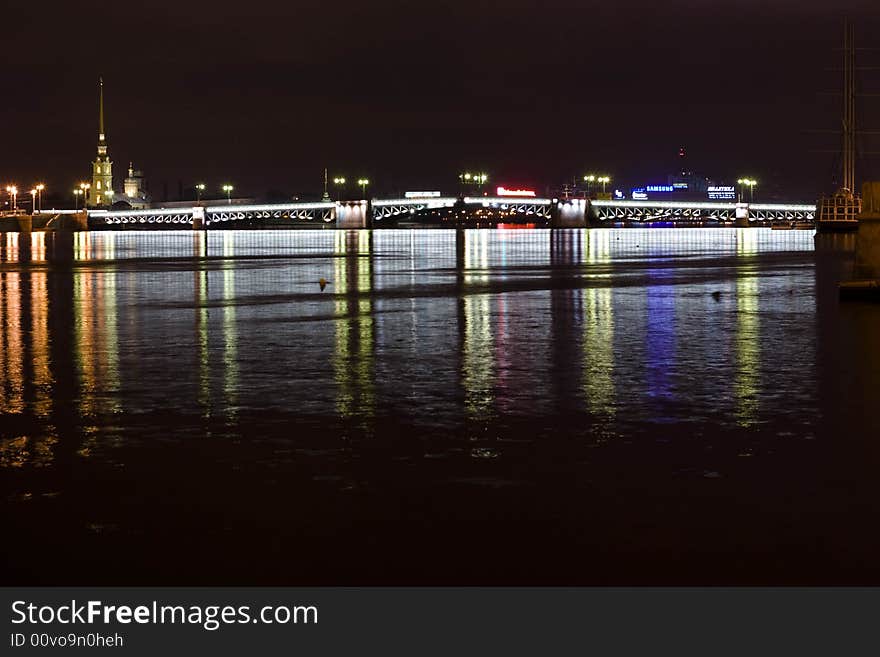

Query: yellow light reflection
left=586, top=229, right=612, bottom=264
left=1, top=272, right=24, bottom=413
left=333, top=231, right=375, bottom=419
left=734, top=274, right=760, bottom=427
left=222, top=232, right=238, bottom=414
left=460, top=231, right=494, bottom=420
left=582, top=286, right=616, bottom=424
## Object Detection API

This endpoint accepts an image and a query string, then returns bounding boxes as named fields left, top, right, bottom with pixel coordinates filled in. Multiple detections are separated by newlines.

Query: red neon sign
left=496, top=186, right=536, bottom=197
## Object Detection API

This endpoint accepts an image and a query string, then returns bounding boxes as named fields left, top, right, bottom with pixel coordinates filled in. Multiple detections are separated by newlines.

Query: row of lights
left=333, top=177, right=370, bottom=197
left=5, top=184, right=46, bottom=213
left=583, top=174, right=612, bottom=193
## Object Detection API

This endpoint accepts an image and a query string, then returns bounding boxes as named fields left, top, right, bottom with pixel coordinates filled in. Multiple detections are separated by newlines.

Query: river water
left=2, top=228, right=879, bottom=584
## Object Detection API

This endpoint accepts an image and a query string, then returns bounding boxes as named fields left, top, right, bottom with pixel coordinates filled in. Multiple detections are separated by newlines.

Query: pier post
left=192, top=206, right=206, bottom=230
left=550, top=199, right=588, bottom=228
left=735, top=203, right=749, bottom=227
left=854, top=182, right=880, bottom=278
left=16, top=214, right=33, bottom=234
left=336, top=201, right=371, bottom=229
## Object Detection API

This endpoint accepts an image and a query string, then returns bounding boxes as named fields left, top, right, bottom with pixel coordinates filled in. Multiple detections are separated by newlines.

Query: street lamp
left=597, top=176, right=611, bottom=193
left=737, top=178, right=757, bottom=202
left=222, top=184, right=233, bottom=204
left=35, top=184, right=44, bottom=212
left=459, top=172, right=488, bottom=195
left=106, top=190, right=114, bottom=206
left=357, top=178, right=370, bottom=198
left=5, top=185, right=17, bottom=214
left=79, top=182, right=91, bottom=208
left=73, top=188, right=83, bottom=210
left=196, top=183, right=206, bottom=203
left=30, top=188, right=37, bottom=213
left=333, top=177, right=346, bottom=201
left=476, top=172, right=488, bottom=194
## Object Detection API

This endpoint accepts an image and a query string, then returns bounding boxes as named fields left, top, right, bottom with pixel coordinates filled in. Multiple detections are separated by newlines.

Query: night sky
left=2, top=0, right=878, bottom=201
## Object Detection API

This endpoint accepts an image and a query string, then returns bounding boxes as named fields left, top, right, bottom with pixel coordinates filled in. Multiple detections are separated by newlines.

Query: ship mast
left=842, top=19, right=855, bottom=194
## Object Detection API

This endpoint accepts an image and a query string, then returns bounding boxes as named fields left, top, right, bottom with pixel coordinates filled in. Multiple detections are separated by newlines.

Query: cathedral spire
left=98, top=77, right=106, bottom=152
left=90, top=76, right=112, bottom=207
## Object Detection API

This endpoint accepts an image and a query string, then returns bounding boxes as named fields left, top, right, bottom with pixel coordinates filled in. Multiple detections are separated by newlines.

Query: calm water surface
left=2, top=228, right=879, bottom=584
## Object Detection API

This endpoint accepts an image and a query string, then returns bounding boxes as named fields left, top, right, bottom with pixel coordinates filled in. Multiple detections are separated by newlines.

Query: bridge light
left=222, top=184, right=234, bottom=204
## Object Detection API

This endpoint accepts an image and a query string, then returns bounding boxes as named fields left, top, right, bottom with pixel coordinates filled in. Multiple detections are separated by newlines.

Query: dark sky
left=1, top=0, right=878, bottom=200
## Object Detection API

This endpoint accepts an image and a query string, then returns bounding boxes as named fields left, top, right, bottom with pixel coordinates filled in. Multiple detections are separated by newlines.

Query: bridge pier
left=336, top=200, right=373, bottom=229
left=192, top=206, right=206, bottom=230
left=735, top=203, right=749, bottom=227
left=550, top=199, right=588, bottom=228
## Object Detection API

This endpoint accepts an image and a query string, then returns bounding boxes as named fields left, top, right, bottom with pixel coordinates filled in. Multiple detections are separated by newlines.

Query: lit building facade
left=122, top=163, right=150, bottom=209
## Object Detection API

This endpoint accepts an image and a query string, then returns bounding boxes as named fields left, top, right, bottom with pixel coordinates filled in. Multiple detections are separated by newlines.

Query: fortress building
left=122, top=162, right=150, bottom=209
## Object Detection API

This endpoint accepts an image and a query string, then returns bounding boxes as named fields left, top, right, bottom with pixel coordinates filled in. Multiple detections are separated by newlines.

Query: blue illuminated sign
left=646, top=185, right=674, bottom=193
left=707, top=186, right=736, bottom=200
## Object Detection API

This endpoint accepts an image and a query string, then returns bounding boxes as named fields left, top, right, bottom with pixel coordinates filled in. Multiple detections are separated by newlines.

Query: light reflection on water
left=0, top=228, right=823, bottom=464
left=8, top=227, right=880, bottom=583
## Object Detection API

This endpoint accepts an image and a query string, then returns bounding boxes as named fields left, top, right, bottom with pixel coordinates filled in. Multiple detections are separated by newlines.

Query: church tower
left=89, top=78, right=113, bottom=207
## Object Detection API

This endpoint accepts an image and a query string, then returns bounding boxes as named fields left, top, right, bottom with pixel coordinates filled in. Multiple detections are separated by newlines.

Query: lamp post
left=458, top=172, right=488, bottom=195
left=597, top=176, right=611, bottom=193
left=5, top=185, right=17, bottom=214
left=333, top=177, right=346, bottom=201
left=196, top=183, right=206, bottom=203
left=357, top=178, right=369, bottom=198
left=737, top=178, right=757, bottom=202
left=30, top=188, right=37, bottom=213
left=222, top=184, right=233, bottom=204
left=79, top=182, right=90, bottom=208
left=73, top=189, right=83, bottom=210
left=36, top=184, right=44, bottom=212
left=583, top=174, right=596, bottom=196
left=476, top=172, right=488, bottom=195
left=106, top=190, right=114, bottom=206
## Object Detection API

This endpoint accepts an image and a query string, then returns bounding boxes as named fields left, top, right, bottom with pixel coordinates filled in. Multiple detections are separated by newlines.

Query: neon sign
left=707, top=185, right=736, bottom=200
left=496, top=186, right=536, bottom=197
left=646, top=185, right=674, bottom=193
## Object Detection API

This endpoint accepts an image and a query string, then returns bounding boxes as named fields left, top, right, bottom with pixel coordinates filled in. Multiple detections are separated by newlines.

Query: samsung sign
left=708, top=186, right=736, bottom=200
left=646, top=185, right=674, bottom=193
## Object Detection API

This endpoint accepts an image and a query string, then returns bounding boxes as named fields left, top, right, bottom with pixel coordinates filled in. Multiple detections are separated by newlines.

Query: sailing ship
left=816, top=20, right=862, bottom=233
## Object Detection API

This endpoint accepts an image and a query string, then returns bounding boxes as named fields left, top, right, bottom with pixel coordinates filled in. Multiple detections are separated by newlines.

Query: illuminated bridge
left=590, top=200, right=817, bottom=223
left=75, top=197, right=816, bottom=229
left=86, top=196, right=556, bottom=228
